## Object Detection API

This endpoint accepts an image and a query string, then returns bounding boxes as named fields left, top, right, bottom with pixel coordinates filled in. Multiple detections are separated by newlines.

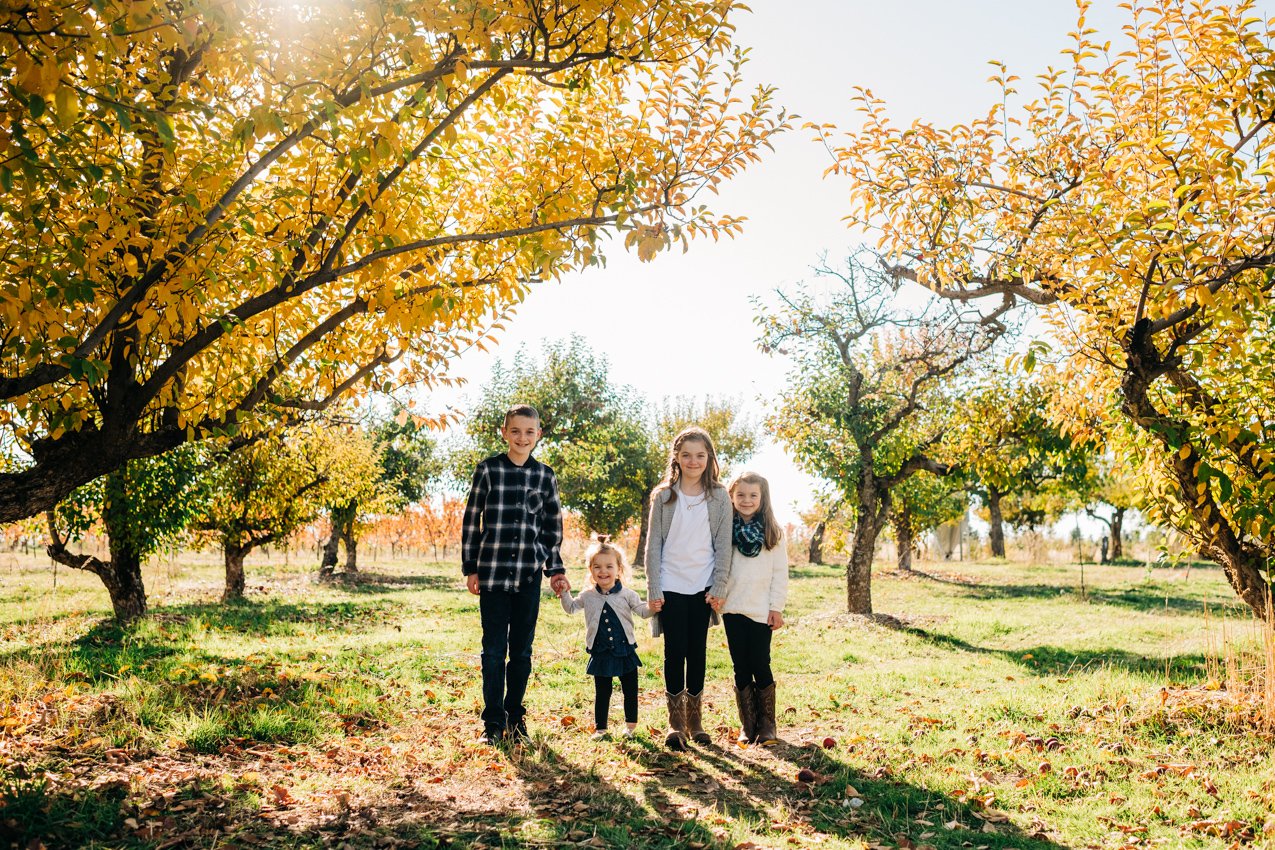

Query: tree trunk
left=847, top=467, right=889, bottom=616
left=809, top=519, right=827, bottom=565
left=47, top=511, right=149, bottom=624
left=319, top=520, right=340, bottom=577
left=223, top=545, right=248, bottom=601
left=1111, top=508, right=1125, bottom=559
left=342, top=517, right=358, bottom=573
left=633, top=489, right=652, bottom=568
left=103, top=532, right=147, bottom=624
left=894, top=503, right=914, bottom=572
left=987, top=486, right=1006, bottom=559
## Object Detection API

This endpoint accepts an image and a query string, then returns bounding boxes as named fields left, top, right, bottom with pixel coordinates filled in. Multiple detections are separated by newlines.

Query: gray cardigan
left=645, top=484, right=732, bottom=636
left=560, top=584, right=652, bottom=650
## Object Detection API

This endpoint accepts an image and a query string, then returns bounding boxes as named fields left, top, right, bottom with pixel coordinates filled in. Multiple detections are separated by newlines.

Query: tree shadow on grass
left=755, top=742, right=1069, bottom=850
left=0, top=596, right=411, bottom=668
left=199, top=740, right=731, bottom=849
left=910, top=569, right=1242, bottom=618
left=160, top=596, right=407, bottom=636
left=318, top=570, right=459, bottom=594
left=903, top=627, right=1211, bottom=679
left=607, top=733, right=1070, bottom=850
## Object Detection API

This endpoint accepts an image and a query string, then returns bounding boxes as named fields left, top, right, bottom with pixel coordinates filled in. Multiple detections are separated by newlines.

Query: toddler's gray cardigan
left=560, top=585, right=652, bottom=650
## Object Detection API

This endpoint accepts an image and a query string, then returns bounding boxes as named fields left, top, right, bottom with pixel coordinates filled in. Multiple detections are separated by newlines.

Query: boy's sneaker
left=590, top=730, right=610, bottom=741
left=507, top=717, right=530, bottom=744
left=478, top=726, right=504, bottom=746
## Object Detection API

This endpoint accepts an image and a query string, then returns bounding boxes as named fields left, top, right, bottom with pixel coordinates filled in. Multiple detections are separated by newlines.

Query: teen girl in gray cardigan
left=644, top=426, right=733, bottom=750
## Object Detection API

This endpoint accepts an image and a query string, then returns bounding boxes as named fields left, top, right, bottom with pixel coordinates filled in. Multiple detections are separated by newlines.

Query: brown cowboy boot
left=734, top=685, right=757, bottom=745
left=754, top=683, right=780, bottom=745
left=665, top=690, right=688, bottom=751
left=685, top=691, right=711, bottom=745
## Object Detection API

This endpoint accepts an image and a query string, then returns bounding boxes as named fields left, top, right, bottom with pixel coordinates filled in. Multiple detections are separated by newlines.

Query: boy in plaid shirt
left=463, top=404, right=569, bottom=744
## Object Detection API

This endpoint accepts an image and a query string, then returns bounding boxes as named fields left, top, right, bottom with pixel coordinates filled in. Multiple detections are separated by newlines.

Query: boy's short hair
left=503, top=404, right=540, bottom=427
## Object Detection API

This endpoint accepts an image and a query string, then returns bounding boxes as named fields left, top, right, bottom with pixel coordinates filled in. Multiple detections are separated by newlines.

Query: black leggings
left=594, top=671, right=639, bottom=729
left=661, top=590, right=711, bottom=694
left=723, top=613, right=774, bottom=689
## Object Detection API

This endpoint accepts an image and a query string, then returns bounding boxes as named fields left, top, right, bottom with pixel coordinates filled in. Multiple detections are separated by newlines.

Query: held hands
left=648, top=598, right=664, bottom=613
left=705, top=593, right=725, bottom=613
left=549, top=574, right=571, bottom=596
left=466, top=574, right=480, bottom=596
left=767, top=610, right=785, bottom=631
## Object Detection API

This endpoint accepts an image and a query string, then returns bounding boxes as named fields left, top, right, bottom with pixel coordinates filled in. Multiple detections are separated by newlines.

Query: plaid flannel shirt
left=461, top=453, right=565, bottom=591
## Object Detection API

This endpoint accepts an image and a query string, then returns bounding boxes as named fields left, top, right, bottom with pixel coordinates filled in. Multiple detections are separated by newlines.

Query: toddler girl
left=558, top=537, right=653, bottom=739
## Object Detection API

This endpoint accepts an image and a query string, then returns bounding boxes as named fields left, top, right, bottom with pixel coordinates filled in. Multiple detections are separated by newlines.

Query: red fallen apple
left=822, top=737, right=837, bottom=749
left=796, top=768, right=818, bottom=783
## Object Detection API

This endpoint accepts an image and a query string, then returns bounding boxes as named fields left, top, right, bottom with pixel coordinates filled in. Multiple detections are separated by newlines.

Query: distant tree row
left=42, top=411, right=439, bottom=622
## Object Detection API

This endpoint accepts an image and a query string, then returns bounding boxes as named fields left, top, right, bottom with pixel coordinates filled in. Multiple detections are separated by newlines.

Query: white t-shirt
left=659, top=487, right=715, bottom=594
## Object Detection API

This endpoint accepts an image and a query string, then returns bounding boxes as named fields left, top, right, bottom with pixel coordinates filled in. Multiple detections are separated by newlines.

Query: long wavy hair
left=653, top=426, right=722, bottom=504
left=728, top=470, right=783, bottom=550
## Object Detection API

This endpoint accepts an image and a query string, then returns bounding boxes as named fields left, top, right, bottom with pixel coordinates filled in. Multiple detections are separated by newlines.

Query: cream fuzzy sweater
left=720, top=537, right=789, bottom=625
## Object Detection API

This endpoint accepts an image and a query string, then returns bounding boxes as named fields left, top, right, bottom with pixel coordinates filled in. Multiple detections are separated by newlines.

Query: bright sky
left=431, top=1, right=1271, bottom=524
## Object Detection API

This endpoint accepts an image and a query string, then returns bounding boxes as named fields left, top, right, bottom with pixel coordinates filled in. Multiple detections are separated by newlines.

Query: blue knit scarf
left=733, top=514, right=766, bottom=558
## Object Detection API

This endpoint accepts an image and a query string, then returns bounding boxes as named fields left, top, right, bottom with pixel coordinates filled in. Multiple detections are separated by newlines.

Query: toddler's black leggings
left=594, top=671, right=639, bottom=729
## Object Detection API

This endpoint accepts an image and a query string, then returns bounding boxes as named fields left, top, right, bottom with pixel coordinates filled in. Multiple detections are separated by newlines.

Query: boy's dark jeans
left=478, top=575, right=542, bottom=731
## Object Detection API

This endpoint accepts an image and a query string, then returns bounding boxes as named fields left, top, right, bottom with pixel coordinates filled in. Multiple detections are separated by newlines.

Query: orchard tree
left=320, top=411, right=440, bottom=574
left=1056, top=415, right=1147, bottom=562
left=46, top=445, right=207, bottom=622
left=1082, top=463, right=1141, bottom=562
left=0, top=0, right=788, bottom=523
left=461, top=336, right=651, bottom=536
left=759, top=254, right=996, bottom=615
left=200, top=426, right=381, bottom=600
left=945, top=372, right=1089, bottom=558
left=890, top=474, right=967, bottom=571
left=824, top=0, right=1275, bottom=613
left=800, top=493, right=847, bottom=566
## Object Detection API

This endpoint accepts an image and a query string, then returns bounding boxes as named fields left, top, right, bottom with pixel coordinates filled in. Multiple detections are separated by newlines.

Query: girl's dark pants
left=478, top=575, right=541, bottom=731
left=594, top=671, right=639, bottom=729
left=660, top=589, right=711, bottom=693
left=722, top=613, right=774, bottom=689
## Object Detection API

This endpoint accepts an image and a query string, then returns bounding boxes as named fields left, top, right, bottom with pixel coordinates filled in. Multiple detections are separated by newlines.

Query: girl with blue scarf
left=714, top=471, right=789, bottom=745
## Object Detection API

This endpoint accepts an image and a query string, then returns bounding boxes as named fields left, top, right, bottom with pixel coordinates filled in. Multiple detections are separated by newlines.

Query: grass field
left=2, top=550, right=1273, bottom=849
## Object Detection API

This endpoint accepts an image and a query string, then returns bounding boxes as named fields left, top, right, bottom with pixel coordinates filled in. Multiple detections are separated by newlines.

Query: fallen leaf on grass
left=1187, top=819, right=1252, bottom=839
left=269, top=785, right=296, bottom=806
